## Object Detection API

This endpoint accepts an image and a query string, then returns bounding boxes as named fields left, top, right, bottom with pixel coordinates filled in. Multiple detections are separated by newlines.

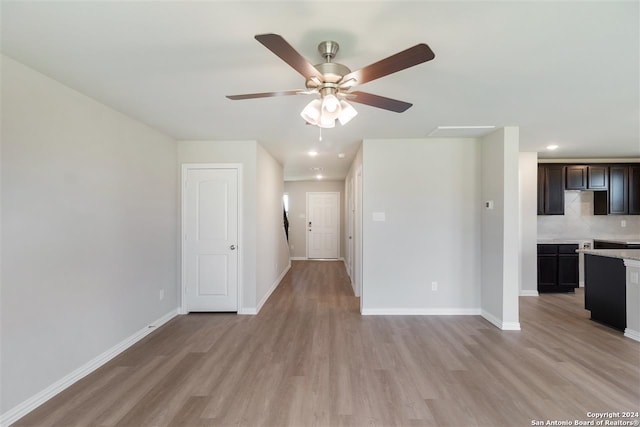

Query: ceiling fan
left=226, top=33, right=435, bottom=128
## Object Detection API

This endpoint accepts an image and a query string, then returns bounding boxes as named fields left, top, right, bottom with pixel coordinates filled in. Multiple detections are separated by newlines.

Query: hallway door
left=183, top=166, right=239, bottom=312
left=307, top=192, right=339, bottom=259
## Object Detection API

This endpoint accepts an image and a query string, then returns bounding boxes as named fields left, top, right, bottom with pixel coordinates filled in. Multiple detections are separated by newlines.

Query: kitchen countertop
left=593, top=238, right=640, bottom=245
left=537, top=239, right=591, bottom=245
left=578, top=249, right=640, bottom=261
left=538, top=237, right=640, bottom=245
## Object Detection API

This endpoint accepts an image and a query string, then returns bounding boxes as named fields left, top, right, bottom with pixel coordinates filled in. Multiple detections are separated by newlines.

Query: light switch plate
left=372, top=212, right=386, bottom=222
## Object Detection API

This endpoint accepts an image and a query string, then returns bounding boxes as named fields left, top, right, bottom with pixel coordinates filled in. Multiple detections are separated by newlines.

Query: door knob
left=230, top=245, right=236, bottom=250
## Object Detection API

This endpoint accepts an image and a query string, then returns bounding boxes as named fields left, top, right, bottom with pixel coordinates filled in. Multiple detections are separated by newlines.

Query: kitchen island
left=580, top=248, right=640, bottom=341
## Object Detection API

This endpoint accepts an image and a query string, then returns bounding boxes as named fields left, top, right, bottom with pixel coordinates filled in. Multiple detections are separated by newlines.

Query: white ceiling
left=2, top=1, right=638, bottom=180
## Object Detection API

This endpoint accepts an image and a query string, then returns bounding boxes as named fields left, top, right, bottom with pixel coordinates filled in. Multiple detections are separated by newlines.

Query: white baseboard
left=290, top=257, right=344, bottom=262
left=481, top=310, right=521, bottom=330
left=624, top=328, right=640, bottom=342
left=362, top=308, right=482, bottom=315
left=519, top=290, right=539, bottom=297
left=255, top=262, right=291, bottom=314
left=0, top=309, right=180, bottom=427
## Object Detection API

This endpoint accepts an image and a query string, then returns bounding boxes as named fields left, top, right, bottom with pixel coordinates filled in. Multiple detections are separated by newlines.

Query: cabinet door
left=629, top=165, right=640, bottom=215
left=587, top=165, right=608, bottom=190
left=537, top=166, right=545, bottom=215
left=558, top=255, right=579, bottom=288
left=609, top=166, right=628, bottom=214
left=566, top=165, right=587, bottom=190
left=538, top=255, right=558, bottom=289
left=544, top=165, right=565, bottom=215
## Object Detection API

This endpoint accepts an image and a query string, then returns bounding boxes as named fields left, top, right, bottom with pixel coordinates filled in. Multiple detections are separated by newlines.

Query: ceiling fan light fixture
left=301, top=99, right=322, bottom=125
left=322, top=93, right=340, bottom=114
left=318, top=114, right=336, bottom=128
left=338, top=100, right=358, bottom=125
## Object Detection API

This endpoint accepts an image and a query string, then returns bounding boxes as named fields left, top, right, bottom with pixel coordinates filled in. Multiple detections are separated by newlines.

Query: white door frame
left=180, top=163, right=243, bottom=314
left=355, top=165, right=363, bottom=307
left=306, top=191, right=340, bottom=259
left=346, top=176, right=354, bottom=280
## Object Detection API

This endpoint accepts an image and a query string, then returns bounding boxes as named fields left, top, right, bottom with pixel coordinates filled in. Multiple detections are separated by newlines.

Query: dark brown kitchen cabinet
left=588, top=165, right=608, bottom=190
left=538, top=165, right=565, bottom=215
left=566, top=165, right=608, bottom=190
left=606, top=165, right=640, bottom=215
left=537, top=244, right=579, bottom=292
left=566, top=165, right=587, bottom=190
left=629, top=165, right=640, bottom=214
left=609, top=166, right=628, bottom=214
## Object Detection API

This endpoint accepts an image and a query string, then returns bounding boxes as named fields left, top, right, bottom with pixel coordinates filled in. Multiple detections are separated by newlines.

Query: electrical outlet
left=290, top=244, right=294, bottom=250
left=431, top=281, right=438, bottom=291
left=621, top=220, right=627, bottom=228
left=159, top=289, right=164, bottom=301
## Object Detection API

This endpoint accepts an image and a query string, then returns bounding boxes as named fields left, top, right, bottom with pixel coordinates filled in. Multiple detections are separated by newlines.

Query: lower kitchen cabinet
left=584, top=254, right=626, bottom=331
left=537, top=244, right=579, bottom=292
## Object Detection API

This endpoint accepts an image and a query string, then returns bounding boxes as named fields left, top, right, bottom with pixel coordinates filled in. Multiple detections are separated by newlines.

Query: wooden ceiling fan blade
left=226, top=90, right=305, bottom=100
left=340, top=44, right=435, bottom=86
left=349, top=91, right=412, bottom=113
left=255, top=33, right=324, bottom=80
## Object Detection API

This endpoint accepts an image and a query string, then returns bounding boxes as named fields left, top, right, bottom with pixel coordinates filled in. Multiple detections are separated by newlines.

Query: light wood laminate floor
left=13, top=260, right=640, bottom=426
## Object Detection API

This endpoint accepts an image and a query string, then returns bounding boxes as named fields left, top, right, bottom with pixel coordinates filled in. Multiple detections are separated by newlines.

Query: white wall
left=519, top=152, right=538, bottom=295
left=1, top=56, right=178, bottom=414
left=480, top=128, right=520, bottom=329
left=361, top=138, right=482, bottom=313
left=283, top=180, right=346, bottom=259
left=256, top=144, right=290, bottom=310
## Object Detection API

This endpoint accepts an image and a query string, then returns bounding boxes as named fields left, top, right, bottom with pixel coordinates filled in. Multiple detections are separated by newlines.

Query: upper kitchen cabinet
left=609, top=165, right=628, bottom=214
left=629, top=165, right=640, bottom=215
left=607, top=165, right=640, bottom=215
left=588, top=165, right=608, bottom=190
left=565, top=165, right=587, bottom=190
left=538, top=164, right=565, bottom=215
left=565, top=165, right=608, bottom=190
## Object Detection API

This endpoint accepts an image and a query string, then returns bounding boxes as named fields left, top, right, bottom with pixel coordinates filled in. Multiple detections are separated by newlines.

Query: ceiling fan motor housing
left=305, top=40, right=351, bottom=89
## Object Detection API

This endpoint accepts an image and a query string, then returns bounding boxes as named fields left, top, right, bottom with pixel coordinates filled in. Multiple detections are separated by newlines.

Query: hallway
left=14, top=261, right=640, bottom=426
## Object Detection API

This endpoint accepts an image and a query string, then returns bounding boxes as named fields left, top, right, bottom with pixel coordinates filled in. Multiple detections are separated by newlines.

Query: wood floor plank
left=12, top=260, right=640, bottom=427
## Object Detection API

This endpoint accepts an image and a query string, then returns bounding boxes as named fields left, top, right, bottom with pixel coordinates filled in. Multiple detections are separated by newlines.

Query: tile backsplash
left=538, top=190, right=640, bottom=239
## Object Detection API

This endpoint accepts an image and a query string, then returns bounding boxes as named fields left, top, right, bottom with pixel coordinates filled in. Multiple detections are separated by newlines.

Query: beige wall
left=284, top=180, right=346, bottom=259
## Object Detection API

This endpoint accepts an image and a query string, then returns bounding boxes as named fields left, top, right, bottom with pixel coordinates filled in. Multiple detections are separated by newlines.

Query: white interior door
left=346, top=176, right=354, bottom=279
left=183, top=167, right=238, bottom=312
left=355, top=166, right=362, bottom=301
left=307, top=192, right=339, bottom=259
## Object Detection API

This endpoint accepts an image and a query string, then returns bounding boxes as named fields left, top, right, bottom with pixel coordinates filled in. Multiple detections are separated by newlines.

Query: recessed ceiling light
left=308, top=151, right=318, bottom=157
left=338, top=153, right=345, bottom=159
left=316, top=174, right=323, bottom=180
left=546, top=144, right=559, bottom=150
